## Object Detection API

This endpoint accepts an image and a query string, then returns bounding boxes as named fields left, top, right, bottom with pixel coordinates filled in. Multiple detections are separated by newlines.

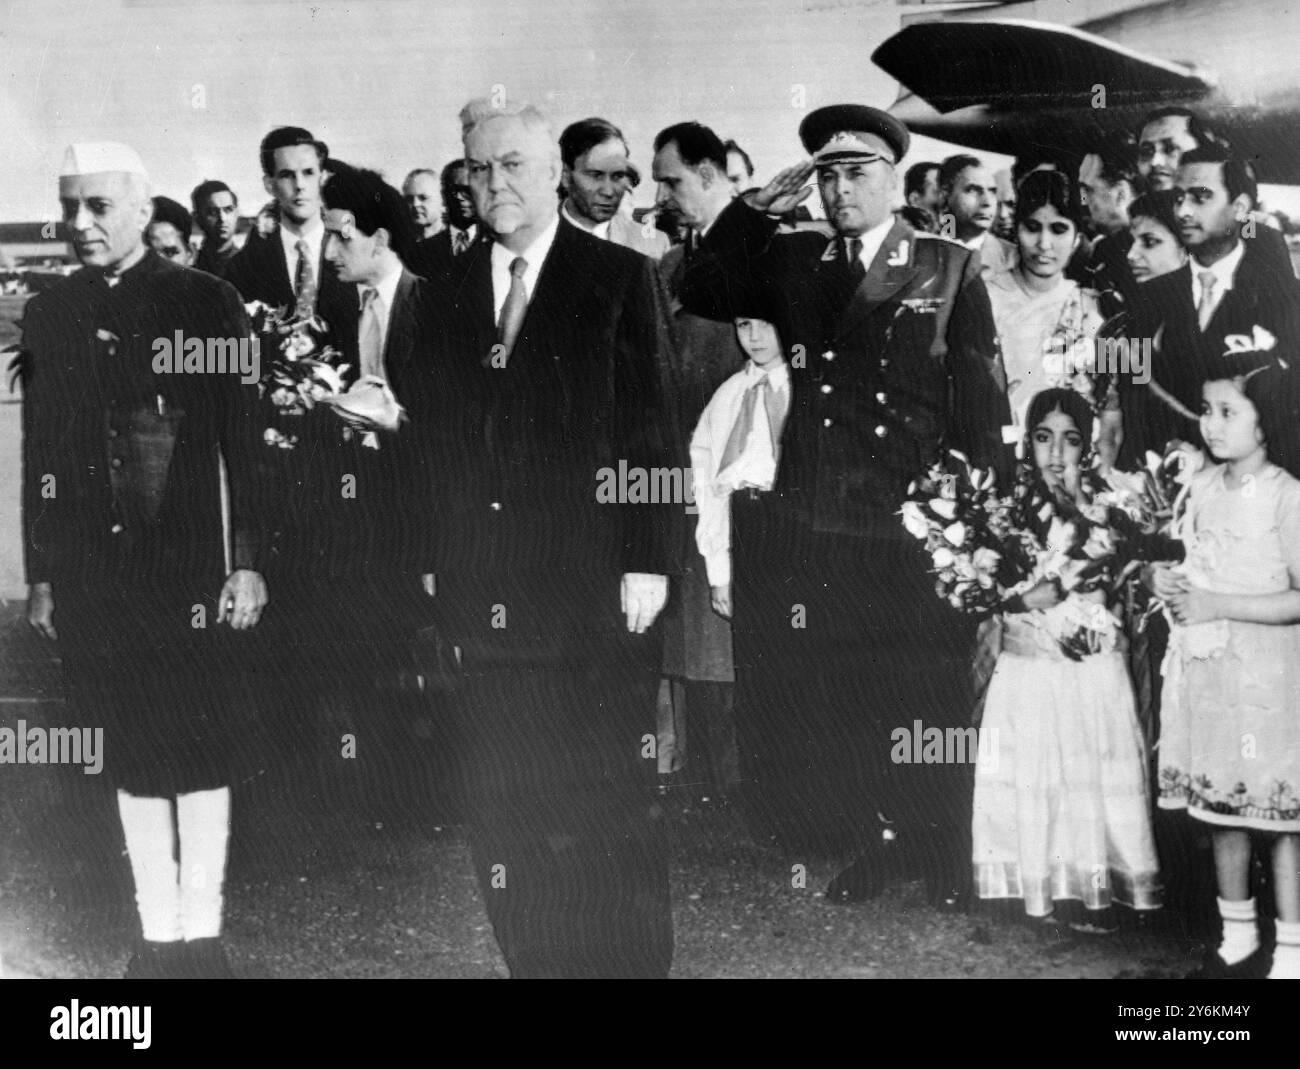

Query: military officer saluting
left=680, top=104, right=1012, bottom=907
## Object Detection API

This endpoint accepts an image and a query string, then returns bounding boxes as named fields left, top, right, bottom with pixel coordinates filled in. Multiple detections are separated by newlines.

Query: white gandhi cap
left=59, top=141, right=149, bottom=179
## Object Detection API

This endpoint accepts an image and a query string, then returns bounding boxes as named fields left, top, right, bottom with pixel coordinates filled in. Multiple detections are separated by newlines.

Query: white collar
left=848, top=214, right=897, bottom=270
left=743, top=357, right=790, bottom=389
left=561, top=202, right=609, bottom=240
left=280, top=215, right=324, bottom=256
left=492, top=212, right=560, bottom=273
left=1193, top=240, right=1246, bottom=293
left=359, top=261, right=404, bottom=313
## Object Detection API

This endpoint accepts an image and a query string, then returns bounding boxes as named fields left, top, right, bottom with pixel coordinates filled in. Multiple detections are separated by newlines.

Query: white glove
left=621, top=573, right=668, bottom=634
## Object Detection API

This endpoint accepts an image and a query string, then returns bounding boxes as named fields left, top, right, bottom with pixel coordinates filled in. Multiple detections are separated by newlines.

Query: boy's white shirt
left=690, top=358, right=791, bottom=587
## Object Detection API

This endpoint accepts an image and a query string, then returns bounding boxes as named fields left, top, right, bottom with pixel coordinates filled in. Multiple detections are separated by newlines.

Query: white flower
left=943, top=521, right=967, bottom=547
left=1223, top=325, right=1276, bottom=355
left=932, top=547, right=956, bottom=569
left=972, top=546, right=1001, bottom=575
left=900, top=501, right=930, bottom=540
left=929, top=497, right=957, bottom=520
left=1082, top=525, right=1116, bottom=560
left=283, top=331, right=315, bottom=360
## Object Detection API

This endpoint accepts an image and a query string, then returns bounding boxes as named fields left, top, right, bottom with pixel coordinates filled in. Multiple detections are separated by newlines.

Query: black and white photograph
left=1, top=0, right=1297, bottom=1028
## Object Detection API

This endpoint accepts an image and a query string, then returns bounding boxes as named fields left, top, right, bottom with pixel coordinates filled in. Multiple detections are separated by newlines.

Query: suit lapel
left=514, top=221, right=584, bottom=362
left=832, top=219, right=921, bottom=341
left=384, top=269, right=418, bottom=368
left=267, top=235, right=294, bottom=307
left=455, top=241, right=497, bottom=361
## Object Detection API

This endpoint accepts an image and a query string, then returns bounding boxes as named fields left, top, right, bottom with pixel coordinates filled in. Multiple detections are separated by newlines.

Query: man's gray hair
left=460, top=98, right=555, bottom=150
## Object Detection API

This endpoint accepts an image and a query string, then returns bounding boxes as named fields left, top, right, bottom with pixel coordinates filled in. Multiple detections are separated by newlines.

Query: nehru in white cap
left=58, top=140, right=154, bottom=279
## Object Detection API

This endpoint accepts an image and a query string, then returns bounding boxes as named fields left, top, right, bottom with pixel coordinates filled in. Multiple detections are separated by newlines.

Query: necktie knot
left=361, top=286, right=378, bottom=310
left=295, top=239, right=310, bottom=256
left=510, top=256, right=528, bottom=279
left=847, top=238, right=863, bottom=263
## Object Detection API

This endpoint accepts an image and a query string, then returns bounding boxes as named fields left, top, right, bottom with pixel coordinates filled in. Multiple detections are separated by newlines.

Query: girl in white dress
left=973, top=388, right=1162, bottom=933
left=1155, top=359, right=1300, bottom=979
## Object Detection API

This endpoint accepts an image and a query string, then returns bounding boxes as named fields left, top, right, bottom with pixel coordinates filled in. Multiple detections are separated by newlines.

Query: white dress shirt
left=1190, top=240, right=1245, bottom=326
left=690, top=359, right=791, bottom=587
left=279, top=216, right=325, bottom=294
left=491, top=213, right=561, bottom=323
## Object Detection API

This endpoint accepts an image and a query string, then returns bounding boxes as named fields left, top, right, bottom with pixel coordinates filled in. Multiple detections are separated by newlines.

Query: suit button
left=489, top=501, right=502, bottom=511
left=110, top=523, right=124, bottom=534
left=881, top=358, right=890, bottom=369
left=876, top=391, right=887, bottom=404
left=820, top=384, right=832, bottom=394
left=107, top=429, right=119, bottom=438
left=874, top=425, right=887, bottom=438
left=823, top=418, right=833, bottom=428
left=110, top=457, right=123, bottom=469
left=821, top=351, right=835, bottom=362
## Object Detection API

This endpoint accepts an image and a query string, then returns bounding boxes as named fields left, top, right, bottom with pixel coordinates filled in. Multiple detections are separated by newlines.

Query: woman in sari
left=986, top=170, right=1114, bottom=466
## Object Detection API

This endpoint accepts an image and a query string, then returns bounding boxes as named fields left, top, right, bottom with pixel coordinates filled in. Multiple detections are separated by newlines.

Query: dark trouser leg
left=684, top=681, right=740, bottom=798
left=454, top=646, right=672, bottom=977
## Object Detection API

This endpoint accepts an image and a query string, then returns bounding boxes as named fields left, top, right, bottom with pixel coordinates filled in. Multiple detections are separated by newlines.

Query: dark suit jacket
left=425, top=219, right=677, bottom=657
left=21, top=252, right=269, bottom=593
left=1121, top=241, right=1300, bottom=466
left=680, top=199, right=1012, bottom=536
left=223, top=225, right=358, bottom=347
left=410, top=228, right=482, bottom=286
left=264, top=269, right=442, bottom=585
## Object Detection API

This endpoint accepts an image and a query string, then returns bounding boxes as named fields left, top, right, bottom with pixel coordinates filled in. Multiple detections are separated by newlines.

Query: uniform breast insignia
left=885, top=241, right=909, bottom=267
left=899, top=297, right=945, bottom=314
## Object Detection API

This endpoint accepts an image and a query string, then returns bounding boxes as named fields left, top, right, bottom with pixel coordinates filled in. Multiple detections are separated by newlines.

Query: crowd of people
left=18, top=95, right=1300, bottom=979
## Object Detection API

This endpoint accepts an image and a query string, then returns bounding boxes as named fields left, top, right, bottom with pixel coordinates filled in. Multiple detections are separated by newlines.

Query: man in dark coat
left=23, top=142, right=271, bottom=977
left=651, top=121, right=748, bottom=800
left=1120, top=144, right=1300, bottom=469
left=680, top=105, right=1013, bottom=907
left=221, top=128, right=372, bottom=775
left=425, top=102, right=677, bottom=977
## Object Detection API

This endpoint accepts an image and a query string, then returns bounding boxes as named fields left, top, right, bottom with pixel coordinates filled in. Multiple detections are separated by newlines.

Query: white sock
left=116, top=790, right=181, bottom=943
left=177, top=787, right=231, bottom=941
left=1217, top=896, right=1259, bottom=965
left=1268, top=919, right=1300, bottom=979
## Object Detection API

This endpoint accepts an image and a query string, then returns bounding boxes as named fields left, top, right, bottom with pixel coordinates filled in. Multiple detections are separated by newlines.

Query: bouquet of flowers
left=901, top=451, right=1186, bottom=658
left=899, top=451, right=1039, bottom=614
left=248, top=301, right=405, bottom=450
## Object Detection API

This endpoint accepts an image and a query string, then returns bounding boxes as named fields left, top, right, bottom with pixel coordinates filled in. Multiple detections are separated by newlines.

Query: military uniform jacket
left=680, top=198, right=1013, bottom=538
left=21, top=252, right=268, bottom=592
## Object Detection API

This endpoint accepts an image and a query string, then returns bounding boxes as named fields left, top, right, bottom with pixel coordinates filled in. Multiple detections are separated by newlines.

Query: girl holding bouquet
left=973, top=388, right=1162, bottom=933
left=1154, top=354, right=1300, bottom=979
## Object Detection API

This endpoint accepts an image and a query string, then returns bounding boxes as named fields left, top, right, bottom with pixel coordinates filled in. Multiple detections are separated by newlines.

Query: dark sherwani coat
left=21, top=252, right=271, bottom=793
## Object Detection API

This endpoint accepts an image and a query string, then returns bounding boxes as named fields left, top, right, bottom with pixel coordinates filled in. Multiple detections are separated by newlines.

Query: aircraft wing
left=872, top=19, right=1214, bottom=114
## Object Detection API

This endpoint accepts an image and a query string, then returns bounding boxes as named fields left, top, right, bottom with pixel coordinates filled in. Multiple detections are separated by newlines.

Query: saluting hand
left=747, top=161, right=816, bottom=216
left=218, top=569, right=268, bottom=630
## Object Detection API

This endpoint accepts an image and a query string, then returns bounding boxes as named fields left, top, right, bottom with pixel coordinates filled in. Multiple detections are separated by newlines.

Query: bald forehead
left=403, top=172, right=438, bottom=195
